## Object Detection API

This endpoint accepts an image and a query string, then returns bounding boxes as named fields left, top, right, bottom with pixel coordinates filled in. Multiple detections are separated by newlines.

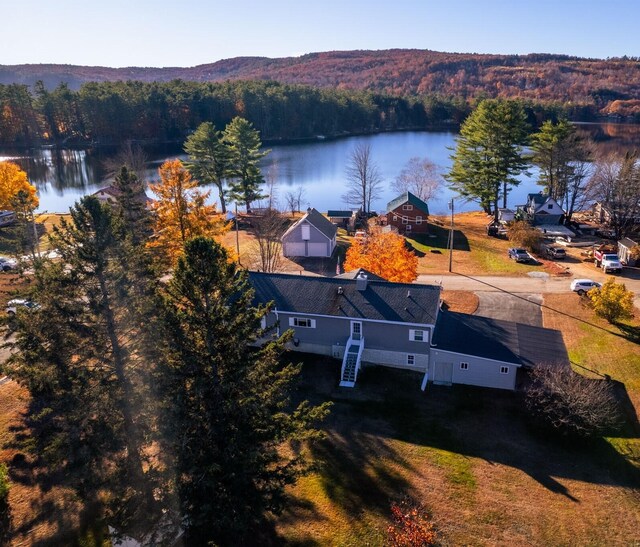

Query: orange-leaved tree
left=147, top=159, right=228, bottom=265
left=0, top=161, right=39, bottom=211
left=344, top=230, right=418, bottom=282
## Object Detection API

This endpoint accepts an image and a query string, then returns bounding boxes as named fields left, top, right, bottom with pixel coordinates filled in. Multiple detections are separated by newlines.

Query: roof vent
left=407, top=289, right=411, bottom=298
left=356, top=272, right=368, bottom=291
left=337, top=286, right=344, bottom=295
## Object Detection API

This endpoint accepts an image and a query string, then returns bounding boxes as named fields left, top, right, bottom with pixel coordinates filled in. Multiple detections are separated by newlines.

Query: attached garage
left=429, top=311, right=569, bottom=391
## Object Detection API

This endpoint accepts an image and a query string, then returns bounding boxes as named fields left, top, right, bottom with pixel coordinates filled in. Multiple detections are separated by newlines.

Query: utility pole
left=235, top=202, right=241, bottom=266
left=448, top=198, right=454, bottom=273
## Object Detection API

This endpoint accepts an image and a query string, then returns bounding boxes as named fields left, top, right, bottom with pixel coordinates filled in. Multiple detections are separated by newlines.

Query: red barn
left=385, top=191, right=430, bottom=234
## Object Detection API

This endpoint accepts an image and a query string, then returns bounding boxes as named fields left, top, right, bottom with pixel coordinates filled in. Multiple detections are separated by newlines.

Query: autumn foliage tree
left=345, top=230, right=418, bottom=282
left=0, top=161, right=39, bottom=211
left=588, top=278, right=635, bottom=323
left=147, top=159, right=228, bottom=266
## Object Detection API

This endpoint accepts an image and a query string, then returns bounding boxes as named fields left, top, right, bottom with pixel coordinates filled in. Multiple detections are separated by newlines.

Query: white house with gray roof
left=281, top=208, right=337, bottom=258
left=250, top=271, right=569, bottom=390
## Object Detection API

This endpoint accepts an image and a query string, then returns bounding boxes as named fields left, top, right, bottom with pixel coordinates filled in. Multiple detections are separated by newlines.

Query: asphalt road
left=418, top=264, right=640, bottom=311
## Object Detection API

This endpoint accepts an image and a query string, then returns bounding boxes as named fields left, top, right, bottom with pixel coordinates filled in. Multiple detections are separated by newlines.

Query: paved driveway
left=474, top=292, right=543, bottom=326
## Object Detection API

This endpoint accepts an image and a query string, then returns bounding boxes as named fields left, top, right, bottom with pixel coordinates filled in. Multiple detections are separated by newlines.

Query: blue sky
left=5, top=0, right=638, bottom=67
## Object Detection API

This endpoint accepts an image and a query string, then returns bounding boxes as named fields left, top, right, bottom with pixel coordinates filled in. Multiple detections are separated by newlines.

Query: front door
left=351, top=321, right=362, bottom=341
left=433, top=361, right=453, bottom=385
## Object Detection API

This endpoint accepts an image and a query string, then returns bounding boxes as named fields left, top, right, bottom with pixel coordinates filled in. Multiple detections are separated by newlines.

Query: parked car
left=544, top=246, right=567, bottom=260
left=508, top=248, right=532, bottom=263
left=570, top=279, right=602, bottom=295
left=6, top=299, right=39, bottom=315
left=0, top=256, right=18, bottom=271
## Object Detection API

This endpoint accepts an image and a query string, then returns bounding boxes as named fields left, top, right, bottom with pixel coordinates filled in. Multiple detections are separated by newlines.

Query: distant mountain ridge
left=2, top=49, right=640, bottom=108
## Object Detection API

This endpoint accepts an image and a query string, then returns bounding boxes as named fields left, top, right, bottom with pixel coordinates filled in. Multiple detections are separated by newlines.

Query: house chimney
left=356, top=272, right=368, bottom=291
left=337, top=286, right=344, bottom=295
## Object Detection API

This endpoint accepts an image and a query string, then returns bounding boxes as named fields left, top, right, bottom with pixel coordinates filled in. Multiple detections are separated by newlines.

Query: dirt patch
left=441, top=290, right=479, bottom=314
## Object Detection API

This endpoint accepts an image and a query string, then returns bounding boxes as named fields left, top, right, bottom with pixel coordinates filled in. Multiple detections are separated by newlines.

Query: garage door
left=433, top=361, right=453, bottom=385
left=307, top=242, right=328, bottom=256
left=284, top=242, right=306, bottom=256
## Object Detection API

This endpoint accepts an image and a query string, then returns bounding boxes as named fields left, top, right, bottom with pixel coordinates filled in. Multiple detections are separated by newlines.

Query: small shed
left=282, top=208, right=337, bottom=258
left=618, top=238, right=639, bottom=266
left=327, top=210, right=355, bottom=229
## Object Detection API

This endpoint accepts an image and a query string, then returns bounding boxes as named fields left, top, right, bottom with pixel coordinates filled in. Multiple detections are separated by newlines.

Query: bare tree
left=285, top=185, right=306, bottom=217
left=564, top=155, right=592, bottom=222
left=342, top=143, right=383, bottom=214
left=392, top=157, right=443, bottom=202
left=587, top=151, right=640, bottom=238
left=525, top=365, right=621, bottom=438
left=250, top=209, right=288, bottom=272
left=264, top=161, right=280, bottom=211
left=103, top=140, right=148, bottom=182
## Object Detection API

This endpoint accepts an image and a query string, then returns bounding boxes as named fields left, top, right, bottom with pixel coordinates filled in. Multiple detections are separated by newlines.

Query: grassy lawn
left=275, top=357, right=640, bottom=546
left=407, top=212, right=554, bottom=276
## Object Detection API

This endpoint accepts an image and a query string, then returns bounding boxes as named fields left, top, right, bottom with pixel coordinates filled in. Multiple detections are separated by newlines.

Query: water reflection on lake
left=2, top=123, right=639, bottom=216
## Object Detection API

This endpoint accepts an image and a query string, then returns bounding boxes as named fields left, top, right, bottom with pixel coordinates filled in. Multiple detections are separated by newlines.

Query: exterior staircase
left=339, top=338, right=364, bottom=388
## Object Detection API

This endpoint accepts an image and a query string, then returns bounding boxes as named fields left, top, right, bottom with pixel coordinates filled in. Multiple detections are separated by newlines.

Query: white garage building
left=282, top=208, right=337, bottom=258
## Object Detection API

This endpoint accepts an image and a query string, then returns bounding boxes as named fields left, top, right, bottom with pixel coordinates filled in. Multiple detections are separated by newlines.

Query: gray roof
left=528, top=193, right=548, bottom=205
left=386, top=191, right=430, bottom=215
left=282, top=208, right=337, bottom=240
left=619, top=238, right=638, bottom=249
left=249, top=272, right=441, bottom=325
left=334, top=268, right=385, bottom=281
left=327, top=210, right=353, bottom=218
left=432, top=311, right=569, bottom=368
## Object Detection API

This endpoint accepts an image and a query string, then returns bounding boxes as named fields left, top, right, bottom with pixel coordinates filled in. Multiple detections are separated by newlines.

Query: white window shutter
left=289, top=317, right=296, bottom=327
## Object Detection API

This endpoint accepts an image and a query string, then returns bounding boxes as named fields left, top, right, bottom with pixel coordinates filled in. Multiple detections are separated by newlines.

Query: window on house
left=402, top=218, right=408, bottom=224
left=289, top=317, right=316, bottom=328
left=410, top=330, right=426, bottom=342
left=406, top=224, right=412, bottom=231
left=500, top=366, right=509, bottom=374
left=416, top=216, right=423, bottom=224
left=460, top=362, right=469, bottom=370
left=393, top=215, right=398, bottom=221
left=407, top=354, right=415, bottom=366
left=403, top=204, right=413, bottom=211
left=301, top=224, right=311, bottom=240
left=548, top=204, right=553, bottom=209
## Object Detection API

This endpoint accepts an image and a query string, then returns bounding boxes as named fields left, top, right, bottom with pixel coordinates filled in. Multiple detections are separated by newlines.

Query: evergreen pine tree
left=184, top=122, right=231, bottom=214
left=4, top=196, right=167, bottom=535
left=162, top=237, right=329, bottom=544
left=447, top=99, right=529, bottom=218
left=223, top=117, right=269, bottom=213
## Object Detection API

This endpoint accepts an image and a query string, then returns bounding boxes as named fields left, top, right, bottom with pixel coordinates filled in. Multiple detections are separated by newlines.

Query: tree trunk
left=96, top=269, right=152, bottom=508
left=217, top=184, right=227, bottom=214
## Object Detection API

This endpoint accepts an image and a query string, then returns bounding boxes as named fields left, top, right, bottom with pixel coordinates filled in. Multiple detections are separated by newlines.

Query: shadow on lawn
left=408, top=224, right=471, bottom=253
left=292, top=359, right=640, bottom=513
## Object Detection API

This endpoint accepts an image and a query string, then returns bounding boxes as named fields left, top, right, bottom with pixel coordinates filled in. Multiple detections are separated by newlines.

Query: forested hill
left=2, top=49, right=640, bottom=115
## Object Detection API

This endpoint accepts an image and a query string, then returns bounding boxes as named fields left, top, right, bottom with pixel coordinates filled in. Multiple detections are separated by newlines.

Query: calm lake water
left=1, top=123, right=639, bottom=216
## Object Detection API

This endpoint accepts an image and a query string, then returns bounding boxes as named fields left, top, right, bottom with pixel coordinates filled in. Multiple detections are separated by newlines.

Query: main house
left=281, top=208, right=337, bottom=258
left=249, top=271, right=568, bottom=390
left=385, top=191, right=430, bottom=234
left=517, top=193, right=565, bottom=226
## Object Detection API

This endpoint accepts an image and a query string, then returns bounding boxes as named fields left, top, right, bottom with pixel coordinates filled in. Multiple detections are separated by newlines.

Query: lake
left=1, top=123, right=639, bottom=216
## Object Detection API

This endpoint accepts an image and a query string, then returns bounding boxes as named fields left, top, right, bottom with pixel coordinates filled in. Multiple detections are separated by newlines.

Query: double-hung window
left=289, top=317, right=316, bottom=328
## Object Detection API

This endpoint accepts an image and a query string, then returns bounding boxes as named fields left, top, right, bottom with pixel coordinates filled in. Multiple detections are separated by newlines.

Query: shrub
left=506, top=220, right=542, bottom=252
left=588, top=278, right=635, bottom=323
left=387, top=499, right=437, bottom=546
left=525, top=365, right=622, bottom=438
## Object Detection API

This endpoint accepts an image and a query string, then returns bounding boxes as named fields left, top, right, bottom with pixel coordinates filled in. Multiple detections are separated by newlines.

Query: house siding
left=386, top=204, right=429, bottom=234
left=430, top=349, right=518, bottom=390
left=282, top=220, right=334, bottom=257
left=269, top=311, right=433, bottom=369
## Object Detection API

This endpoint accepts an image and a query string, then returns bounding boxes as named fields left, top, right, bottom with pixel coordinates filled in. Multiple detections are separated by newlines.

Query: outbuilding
left=281, top=208, right=337, bottom=258
left=618, top=237, right=639, bottom=266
